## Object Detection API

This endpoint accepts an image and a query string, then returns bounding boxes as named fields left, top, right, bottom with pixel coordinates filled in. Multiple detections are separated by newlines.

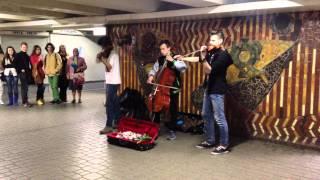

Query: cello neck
left=154, top=55, right=169, bottom=84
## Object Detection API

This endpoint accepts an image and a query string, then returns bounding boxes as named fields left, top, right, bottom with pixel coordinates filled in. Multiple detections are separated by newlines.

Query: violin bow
left=148, top=82, right=179, bottom=90
left=182, top=49, right=202, bottom=57
left=176, top=49, right=202, bottom=63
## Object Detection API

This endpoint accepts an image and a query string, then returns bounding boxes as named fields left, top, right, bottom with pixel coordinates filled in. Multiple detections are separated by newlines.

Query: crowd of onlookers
left=0, top=42, right=87, bottom=107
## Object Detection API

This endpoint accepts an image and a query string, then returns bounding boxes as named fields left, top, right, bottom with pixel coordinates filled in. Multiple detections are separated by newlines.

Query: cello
left=147, top=49, right=203, bottom=115
left=147, top=55, right=177, bottom=114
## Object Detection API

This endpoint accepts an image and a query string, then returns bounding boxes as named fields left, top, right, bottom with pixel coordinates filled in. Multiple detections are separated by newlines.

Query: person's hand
left=173, top=55, right=183, bottom=61
left=96, top=52, right=104, bottom=62
left=200, top=45, right=208, bottom=52
left=21, top=69, right=25, bottom=73
left=166, top=55, right=174, bottom=62
left=105, top=66, right=110, bottom=72
left=147, top=76, right=154, bottom=84
left=200, top=45, right=208, bottom=63
left=97, top=52, right=102, bottom=59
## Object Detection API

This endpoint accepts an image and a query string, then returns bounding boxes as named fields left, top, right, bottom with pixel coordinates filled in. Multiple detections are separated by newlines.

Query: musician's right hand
left=200, top=45, right=208, bottom=52
left=173, top=55, right=183, bottom=61
left=147, top=76, right=153, bottom=84
left=96, top=52, right=102, bottom=59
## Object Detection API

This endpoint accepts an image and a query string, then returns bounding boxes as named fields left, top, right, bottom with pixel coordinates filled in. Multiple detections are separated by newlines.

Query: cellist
left=147, top=40, right=187, bottom=141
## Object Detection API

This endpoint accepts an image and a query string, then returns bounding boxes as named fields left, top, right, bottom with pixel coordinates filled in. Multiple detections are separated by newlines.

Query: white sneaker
left=166, top=130, right=176, bottom=141
left=0, top=100, right=4, bottom=105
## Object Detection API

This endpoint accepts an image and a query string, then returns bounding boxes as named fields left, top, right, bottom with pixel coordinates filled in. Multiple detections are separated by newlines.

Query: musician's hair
left=159, top=40, right=171, bottom=48
left=98, top=36, right=113, bottom=58
left=210, top=30, right=225, bottom=42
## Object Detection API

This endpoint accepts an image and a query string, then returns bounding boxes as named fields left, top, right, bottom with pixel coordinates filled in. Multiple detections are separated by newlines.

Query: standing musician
left=196, top=30, right=233, bottom=155
left=97, top=36, right=122, bottom=135
left=147, top=40, right=187, bottom=141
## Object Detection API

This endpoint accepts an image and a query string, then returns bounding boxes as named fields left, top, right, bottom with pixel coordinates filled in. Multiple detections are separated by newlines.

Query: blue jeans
left=19, top=72, right=29, bottom=104
left=202, top=93, right=229, bottom=146
left=6, top=75, right=19, bottom=97
left=106, top=84, right=120, bottom=127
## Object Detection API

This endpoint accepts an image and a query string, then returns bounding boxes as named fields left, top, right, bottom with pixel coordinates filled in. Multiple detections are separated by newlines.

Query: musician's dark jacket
left=204, top=48, right=233, bottom=94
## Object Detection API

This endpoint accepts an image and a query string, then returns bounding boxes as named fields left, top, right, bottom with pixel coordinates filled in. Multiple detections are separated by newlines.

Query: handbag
left=73, top=72, right=85, bottom=86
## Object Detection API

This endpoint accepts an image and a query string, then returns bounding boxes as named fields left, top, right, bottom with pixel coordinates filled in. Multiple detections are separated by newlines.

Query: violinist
left=196, top=31, right=233, bottom=155
left=98, top=36, right=122, bottom=135
left=147, top=40, right=187, bottom=141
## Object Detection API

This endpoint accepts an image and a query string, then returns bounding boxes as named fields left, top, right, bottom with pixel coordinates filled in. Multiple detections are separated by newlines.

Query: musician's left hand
left=173, top=55, right=183, bottom=61
left=166, top=55, right=174, bottom=62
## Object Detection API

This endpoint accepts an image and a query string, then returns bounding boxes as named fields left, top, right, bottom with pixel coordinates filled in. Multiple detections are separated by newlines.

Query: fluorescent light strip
left=203, top=0, right=224, bottom=4
left=78, top=27, right=106, bottom=36
left=207, top=0, right=302, bottom=14
left=0, top=13, right=33, bottom=21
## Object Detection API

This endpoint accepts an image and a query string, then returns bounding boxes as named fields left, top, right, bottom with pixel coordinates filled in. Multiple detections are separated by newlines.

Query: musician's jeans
left=202, top=93, right=229, bottom=146
left=106, top=84, right=120, bottom=128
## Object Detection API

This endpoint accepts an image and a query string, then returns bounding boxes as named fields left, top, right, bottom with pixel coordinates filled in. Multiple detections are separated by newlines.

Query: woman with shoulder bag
left=30, top=45, right=46, bottom=105
left=67, top=48, right=87, bottom=104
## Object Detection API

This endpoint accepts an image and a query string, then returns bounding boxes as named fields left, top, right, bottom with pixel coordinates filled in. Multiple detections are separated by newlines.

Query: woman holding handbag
left=67, top=48, right=87, bottom=104
left=30, top=45, right=46, bottom=105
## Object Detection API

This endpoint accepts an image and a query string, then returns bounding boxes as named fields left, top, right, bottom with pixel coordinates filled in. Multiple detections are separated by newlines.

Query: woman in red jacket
left=30, top=45, right=46, bottom=105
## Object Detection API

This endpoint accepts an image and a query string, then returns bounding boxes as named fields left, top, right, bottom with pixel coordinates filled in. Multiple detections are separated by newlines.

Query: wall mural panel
left=107, top=11, right=320, bottom=148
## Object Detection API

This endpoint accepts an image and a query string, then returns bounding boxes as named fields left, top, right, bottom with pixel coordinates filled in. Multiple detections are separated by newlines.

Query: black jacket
left=205, top=48, right=233, bottom=94
left=2, top=57, right=17, bottom=69
left=14, top=51, right=31, bottom=74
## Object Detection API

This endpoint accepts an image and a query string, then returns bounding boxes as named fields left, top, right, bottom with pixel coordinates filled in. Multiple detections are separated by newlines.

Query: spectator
left=15, top=42, right=32, bottom=107
left=2, top=46, right=18, bottom=106
left=44, top=43, right=62, bottom=104
left=67, top=48, right=87, bottom=104
left=30, top=45, right=46, bottom=105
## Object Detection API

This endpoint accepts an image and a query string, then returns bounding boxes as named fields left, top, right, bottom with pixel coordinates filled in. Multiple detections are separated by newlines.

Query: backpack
left=44, top=53, right=59, bottom=68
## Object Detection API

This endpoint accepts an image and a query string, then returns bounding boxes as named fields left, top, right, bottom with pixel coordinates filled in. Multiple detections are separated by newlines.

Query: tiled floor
left=0, top=87, right=319, bottom=180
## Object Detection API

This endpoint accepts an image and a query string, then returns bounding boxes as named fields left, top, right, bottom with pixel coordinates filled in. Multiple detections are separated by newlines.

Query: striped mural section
left=107, top=12, right=320, bottom=148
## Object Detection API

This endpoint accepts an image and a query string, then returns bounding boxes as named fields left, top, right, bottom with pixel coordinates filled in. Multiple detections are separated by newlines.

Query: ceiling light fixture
left=205, top=0, right=302, bottom=14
